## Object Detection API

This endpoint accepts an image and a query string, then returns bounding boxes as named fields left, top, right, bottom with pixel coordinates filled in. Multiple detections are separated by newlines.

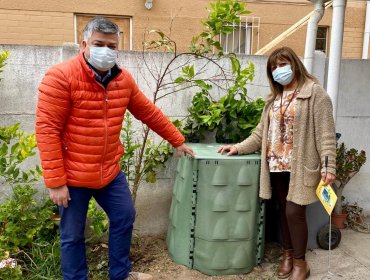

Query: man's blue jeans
left=59, top=171, right=135, bottom=280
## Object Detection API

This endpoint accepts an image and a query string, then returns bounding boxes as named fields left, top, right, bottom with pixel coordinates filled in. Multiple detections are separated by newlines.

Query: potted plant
left=331, top=142, right=366, bottom=228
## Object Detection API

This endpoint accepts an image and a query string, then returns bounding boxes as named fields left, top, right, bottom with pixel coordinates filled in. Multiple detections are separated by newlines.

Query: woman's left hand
left=321, top=172, right=336, bottom=186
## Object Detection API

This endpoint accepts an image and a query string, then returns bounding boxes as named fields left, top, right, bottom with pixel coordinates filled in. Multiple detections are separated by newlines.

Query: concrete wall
left=336, top=60, right=370, bottom=213
left=0, top=44, right=369, bottom=236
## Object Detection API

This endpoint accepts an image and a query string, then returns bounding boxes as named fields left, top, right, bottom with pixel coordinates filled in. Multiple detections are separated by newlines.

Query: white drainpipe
left=304, top=0, right=325, bottom=73
left=326, top=0, right=347, bottom=122
left=362, top=1, right=370, bottom=59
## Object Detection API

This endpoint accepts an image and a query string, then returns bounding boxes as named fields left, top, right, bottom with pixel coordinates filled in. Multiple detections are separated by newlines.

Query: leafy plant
left=0, top=185, right=56, bottom=252
left=120, top=113, right=141, bottom=183
left=0, top=123, right=61, bottom=278
left=119, top=113, right=174, bottom=204
left=142, top=139, right=173, bottom=184
left=0, top=54, right=63, bottom=279
left=0, top=123, right=42, bottom=186
left=191, top=0, right=250, bottom=55
left=0, top=124, right=52, bottom=253
left=87, top=199, right=109, bottom=239
left=0, top=50, right=10, bottom=79
left=0, top=253, right=22, bottom=280
left=332, top=142, right=366, bottom=214
left=119, top=0, right=260, bottom=203
left=182, top=70, right=265, bottom=143
left=177, top=58, right=265, bottom=143
left=0, top=185, right=59, bottom=279
left=164, top=0, right=263, bottom=143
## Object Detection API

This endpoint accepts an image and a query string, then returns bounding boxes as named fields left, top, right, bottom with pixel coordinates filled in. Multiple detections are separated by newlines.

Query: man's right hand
left=49, top=185, right=71, bottom=208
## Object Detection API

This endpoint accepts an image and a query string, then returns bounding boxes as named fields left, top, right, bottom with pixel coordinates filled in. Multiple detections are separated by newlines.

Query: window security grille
left=219, top=16, right=260, bottom=55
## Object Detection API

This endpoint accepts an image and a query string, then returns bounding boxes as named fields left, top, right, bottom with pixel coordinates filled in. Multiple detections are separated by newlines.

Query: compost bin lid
left=186, top=143, right=260, bottom=160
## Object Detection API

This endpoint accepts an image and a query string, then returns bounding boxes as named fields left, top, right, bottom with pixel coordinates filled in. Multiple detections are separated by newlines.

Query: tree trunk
left=334, top=189, right=343, bottom=214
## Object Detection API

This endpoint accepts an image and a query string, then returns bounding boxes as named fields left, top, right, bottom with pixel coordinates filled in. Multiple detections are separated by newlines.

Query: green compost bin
left=167, top=143, right=265, bottom=276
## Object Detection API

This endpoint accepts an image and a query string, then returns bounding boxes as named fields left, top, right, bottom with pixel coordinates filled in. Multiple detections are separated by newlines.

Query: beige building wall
left=0, top=0, right=368, bottom=58
left=0, top=0, right=209, bottom=50
left=247, top=1, right=367, bottom=58
left=0, top=9, right=73, bottom=45
left=342, top=2, right=367, bottom=58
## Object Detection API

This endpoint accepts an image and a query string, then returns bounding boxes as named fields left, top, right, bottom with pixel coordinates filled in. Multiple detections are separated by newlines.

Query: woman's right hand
left=217, top=145, right=238, bottom=156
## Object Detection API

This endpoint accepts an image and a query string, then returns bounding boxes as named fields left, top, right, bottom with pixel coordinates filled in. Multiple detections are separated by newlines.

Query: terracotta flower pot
left=331, top=212, right=348, bottom=229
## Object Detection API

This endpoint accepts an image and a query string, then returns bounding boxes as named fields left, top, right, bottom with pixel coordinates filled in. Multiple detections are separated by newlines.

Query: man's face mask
left=88, top=46, right=118, bottom=72
left=272, top=64, right=294, bottom=86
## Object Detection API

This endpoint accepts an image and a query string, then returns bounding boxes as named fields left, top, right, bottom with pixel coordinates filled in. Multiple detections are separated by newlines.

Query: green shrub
left=0, top=185, right=56, bottom=251
left=87, top=198, right=109, bottom=240
left=0, top=123, right=59, bottom=278
left=119, top=112, right=174, bottom=204
left=0, top=254, right=22, bottom=280
left=0, top=50, right=10, bottom=79
left=0, top=123, right=42, bottom=186
left=332, top=142, right=366, bottom=214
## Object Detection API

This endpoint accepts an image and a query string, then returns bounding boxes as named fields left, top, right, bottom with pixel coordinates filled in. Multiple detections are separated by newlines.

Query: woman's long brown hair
left=266, top=47, right=317, bottom=101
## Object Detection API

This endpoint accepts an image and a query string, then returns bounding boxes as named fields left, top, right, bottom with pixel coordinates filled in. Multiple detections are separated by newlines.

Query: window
left=75, top=14, right=131, bottom=50
left=219, top=16, right=260, bottom=55
left=316, top=26, right=328, bottom=53
left=221, top=25, right=252, bottom=54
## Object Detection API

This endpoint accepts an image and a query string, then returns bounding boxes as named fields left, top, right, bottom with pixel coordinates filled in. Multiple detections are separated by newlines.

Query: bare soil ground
left=88, top=235, right=282, bottom=280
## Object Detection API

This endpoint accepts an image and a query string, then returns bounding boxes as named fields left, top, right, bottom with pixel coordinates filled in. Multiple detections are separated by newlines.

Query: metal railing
left=219, top=16, right=260, bottom=55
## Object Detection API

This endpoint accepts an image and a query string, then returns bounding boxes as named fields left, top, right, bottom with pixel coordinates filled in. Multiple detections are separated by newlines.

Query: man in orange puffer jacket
left=35, top=17, right=194, bottom=280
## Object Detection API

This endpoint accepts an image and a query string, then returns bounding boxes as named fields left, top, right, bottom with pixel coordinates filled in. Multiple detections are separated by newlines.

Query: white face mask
left=88, top=46, right=118, bottom=71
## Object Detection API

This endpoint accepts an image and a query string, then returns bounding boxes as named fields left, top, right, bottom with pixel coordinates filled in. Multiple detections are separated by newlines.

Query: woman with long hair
left=218, top=47, right=336, bottom=280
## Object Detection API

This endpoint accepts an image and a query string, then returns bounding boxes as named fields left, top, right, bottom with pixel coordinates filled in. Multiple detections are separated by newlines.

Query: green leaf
left=189, top=65, right=195, bottom=78
left=145, top=171, right=156, bottom=183
left=182, top=65, right=195, bottom=79
left=194, top=80, right=212, bottom=91
left=175, top=77, right=186, bottom=83
left=12, top=168, right=20, bottom=179
left=0, top=143, right=8, bottom=156
left=212, top=41, right=222, bottom=50
left=230, top=57, right=240, bottom=74
left=237, top=121, right=256, bottom=130
left=10, top=143, right=20, bottom=154
left=22, top=172, right=29, bottom=181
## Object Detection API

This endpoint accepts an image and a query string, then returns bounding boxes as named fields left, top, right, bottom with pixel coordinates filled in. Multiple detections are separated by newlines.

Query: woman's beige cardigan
left=234, top=80, right=336, bottom=205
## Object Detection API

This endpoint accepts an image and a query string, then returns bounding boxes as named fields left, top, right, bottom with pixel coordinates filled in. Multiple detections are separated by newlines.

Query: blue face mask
left=272, top=64, right=294, bottom=86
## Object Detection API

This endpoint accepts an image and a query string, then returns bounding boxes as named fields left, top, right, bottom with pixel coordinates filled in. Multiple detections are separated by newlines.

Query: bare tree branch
left=157, top=84, right=198, bottom=101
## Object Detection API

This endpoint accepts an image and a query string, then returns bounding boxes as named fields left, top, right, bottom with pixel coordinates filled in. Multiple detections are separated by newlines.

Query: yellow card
left=316, top=180, right=337, bottom=216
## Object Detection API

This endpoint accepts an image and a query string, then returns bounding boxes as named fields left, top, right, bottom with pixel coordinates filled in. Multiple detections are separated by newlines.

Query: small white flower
left=0, top=258, right=17, bottom=269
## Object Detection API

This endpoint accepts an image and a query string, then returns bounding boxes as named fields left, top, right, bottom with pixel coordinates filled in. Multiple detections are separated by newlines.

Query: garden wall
left=0, top=44, right=369, bottom=236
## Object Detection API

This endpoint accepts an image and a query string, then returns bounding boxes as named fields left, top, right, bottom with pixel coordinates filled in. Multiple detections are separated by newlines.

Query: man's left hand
left=321, top=172, right=336, bottom=186
left=176, top=143, right=195, bottom=158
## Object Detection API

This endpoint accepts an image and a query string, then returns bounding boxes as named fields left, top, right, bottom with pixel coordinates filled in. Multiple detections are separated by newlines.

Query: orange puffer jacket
left=36, top=52, right=185, bottom=188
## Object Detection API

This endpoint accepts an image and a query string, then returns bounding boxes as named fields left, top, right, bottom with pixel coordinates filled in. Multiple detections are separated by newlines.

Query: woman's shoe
left=288, top=258, right=310, bottom=280
left=277, top=249, right=294, bottom=279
